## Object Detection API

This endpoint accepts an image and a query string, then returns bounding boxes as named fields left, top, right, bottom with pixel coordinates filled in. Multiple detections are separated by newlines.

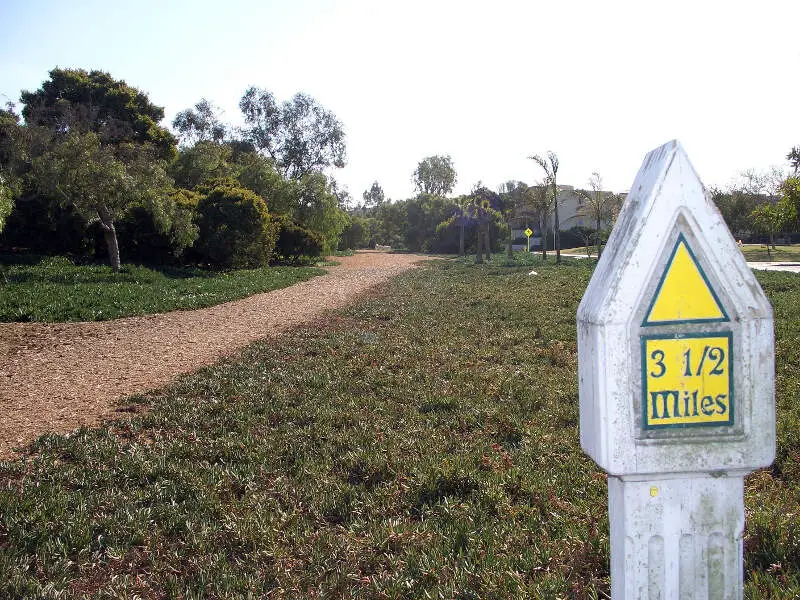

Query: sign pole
left=577, top=141, right=775, bottom=599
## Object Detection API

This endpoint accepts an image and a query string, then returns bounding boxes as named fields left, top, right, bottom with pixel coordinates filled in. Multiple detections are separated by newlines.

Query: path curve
left=0, top=251, right=426, bottom=458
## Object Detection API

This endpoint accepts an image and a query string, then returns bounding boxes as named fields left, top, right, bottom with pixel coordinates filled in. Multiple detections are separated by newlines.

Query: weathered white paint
left=577, top=140, right=775, bottom=598
left=609, top=473, right=745, bottom=599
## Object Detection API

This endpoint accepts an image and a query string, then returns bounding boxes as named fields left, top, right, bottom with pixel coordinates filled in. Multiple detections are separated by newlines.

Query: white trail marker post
left=577, top=141, right=775, bottom=599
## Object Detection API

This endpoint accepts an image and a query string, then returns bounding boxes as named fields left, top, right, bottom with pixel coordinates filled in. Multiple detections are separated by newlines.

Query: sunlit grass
left=0, top=254, right=323, bottom=322
left=0, top=257, right=797, bottom=597
left=740, top=244, right=800, bottom=263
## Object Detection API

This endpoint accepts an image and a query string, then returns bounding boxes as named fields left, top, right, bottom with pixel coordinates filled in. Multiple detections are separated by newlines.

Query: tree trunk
left=97, top=205, right=120, bottom=273
left=506, top=220, right=513, bottom=258
left=553, top=183, right=561, bottom=264
left=484, top=224, right=491, bottom=262
left=540, top=218, right=547, bottom=260
left=596, top=216, right=602, bottom=259
left=459, top=221, right=465, bottom=257
left=475, top=226, right=483, bottom=264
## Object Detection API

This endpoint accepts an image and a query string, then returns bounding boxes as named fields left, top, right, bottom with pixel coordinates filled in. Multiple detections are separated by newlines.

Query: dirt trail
left=0, top=251, right=426, bottom=458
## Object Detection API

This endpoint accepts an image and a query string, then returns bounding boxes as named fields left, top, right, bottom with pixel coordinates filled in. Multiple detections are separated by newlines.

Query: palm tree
left=525, top=183, right=552, bottom=260
left=528, top=152, right=561, bottom=263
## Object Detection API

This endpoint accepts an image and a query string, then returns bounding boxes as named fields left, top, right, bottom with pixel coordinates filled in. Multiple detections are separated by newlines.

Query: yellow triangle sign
left=644, top=235, right=728, bottom=325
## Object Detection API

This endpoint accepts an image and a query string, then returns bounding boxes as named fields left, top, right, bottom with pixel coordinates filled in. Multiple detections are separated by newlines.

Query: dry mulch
left=0, top=251, right=427, bottom=459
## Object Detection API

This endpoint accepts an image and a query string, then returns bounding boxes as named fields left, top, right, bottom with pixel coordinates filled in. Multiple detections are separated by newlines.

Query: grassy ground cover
left=563, top=243, right=800, bottom=263
left=740, top=244, right=800, bottom=263
left=0, top=254, right=324, bottom=322
left=0, top=255, right=798, bottom=598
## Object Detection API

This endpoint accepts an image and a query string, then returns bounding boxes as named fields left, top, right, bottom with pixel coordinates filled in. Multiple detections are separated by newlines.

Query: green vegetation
left=740, top=244, right=800, bottom=262
left=0, top=69, right=353, bottom=269
left=1, top=257, right=798, bottom=597
left=0, top=255, right=322, bottom=322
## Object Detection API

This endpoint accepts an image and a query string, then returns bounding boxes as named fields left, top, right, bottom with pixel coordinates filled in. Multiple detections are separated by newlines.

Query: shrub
left=274, top=217, right=324, bottom=263
left=195, top=184, right=276, bottom=268
left=113, top=206, right=175, bottom=264
left=338, top=216, right=370, bottom=250
left=0, top=194, right=90, bottom=256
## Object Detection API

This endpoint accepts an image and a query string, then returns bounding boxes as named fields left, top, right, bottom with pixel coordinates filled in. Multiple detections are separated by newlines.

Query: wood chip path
left=0, top=251, right=426, bottom=459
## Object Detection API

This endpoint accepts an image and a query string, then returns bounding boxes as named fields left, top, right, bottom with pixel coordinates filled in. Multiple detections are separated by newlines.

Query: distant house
left=509, top=185, right=623, bottom=249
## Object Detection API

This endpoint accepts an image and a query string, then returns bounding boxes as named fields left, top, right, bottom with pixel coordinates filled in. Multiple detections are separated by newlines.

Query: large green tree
left=711, top=187, right=759, bottom=238
left=375, top=200, right=407, bottom=247
left=412, top=155, right=457, bottom=196
left=362, top=181, right=385, bottom=209
left=172, top=99, right=227, bottom=146
left=290, top=172, right=349, bottom=254
left=21, top=68, right=176, bottom=161
left=31, top=132, right=174, bottom=271
left=750, top=202, right=791, bottom=254
left=0, top=106, right=23, bottom=232
left=170, top=141, right=234, bottom=190
left=405, top=193, right=454, bottom=252
left=239, top=88, right=346, bottom=180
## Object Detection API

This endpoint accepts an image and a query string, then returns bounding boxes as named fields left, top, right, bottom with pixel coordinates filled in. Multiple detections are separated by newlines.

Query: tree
left=575, top=172, right=614, bottom=259
left=172, top=99, right=227, bottom=146
left=529, top=151, right=562, bottom=263
left=338, top=215, right=370, bottom=250
left=31, top=132, right=173, bottom=272
left=362, top=181, right=385, bottom=209
left=0, top=107, right=21, bottom=232
left=0, top=104, right=31, bottom=233
left=170, top=141, right=234, bottom=190
left=466, top=196, right=499, bottom=264
left=470, top=185, right=501, bottom=261
left=412, top=155, right=457, bottom=196
left=750, top=202, right=790, bottom=255
left=711, top=187, right=758, bottom=238
left=234, top=151, right=293, bottom=215
left=498, top=181, right=527, bottom=258
left=290, top=172, right=349, bottom=254
left=780, top=176, right=800, bottom=230
left=405, top=193, right=454, bottom=252
left=0, top=173, right=12, bottom=232
left=21, top=68, right=176, bottom=161
left=787, top=147, right=799, bottom=176
left=525, top=184, right=553, bottom=259
left=375, top=200, right=407, bottom=247
left=435, top=195, right=472, bottom=257
left=453, top=195, right=471, bottom=257
left=239, top=87, right=346, bottom=180
left=737, top=166, right=785, bottom=201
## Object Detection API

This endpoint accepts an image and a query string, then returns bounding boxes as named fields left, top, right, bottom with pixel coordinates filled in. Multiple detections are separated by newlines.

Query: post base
left=609, top=472, right=747, bottom=600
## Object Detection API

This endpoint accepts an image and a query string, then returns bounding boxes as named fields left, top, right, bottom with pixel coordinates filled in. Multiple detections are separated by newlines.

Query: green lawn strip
left=0, top=258, right=798, bottom=598
left=740, top=244, right=800, bottom=263
left=0, top=255, right=324, bottom=322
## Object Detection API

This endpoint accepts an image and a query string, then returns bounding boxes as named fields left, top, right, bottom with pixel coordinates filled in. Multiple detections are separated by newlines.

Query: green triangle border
left=641, top=232, right=730, bottom=327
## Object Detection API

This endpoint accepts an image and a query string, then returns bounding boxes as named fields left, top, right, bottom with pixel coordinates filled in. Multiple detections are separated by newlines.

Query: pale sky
left=2, top=0, right=798, bottom=201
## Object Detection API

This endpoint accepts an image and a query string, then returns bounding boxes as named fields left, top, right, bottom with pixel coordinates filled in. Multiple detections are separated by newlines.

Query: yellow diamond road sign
left=524, top=228, right=533, bottom=238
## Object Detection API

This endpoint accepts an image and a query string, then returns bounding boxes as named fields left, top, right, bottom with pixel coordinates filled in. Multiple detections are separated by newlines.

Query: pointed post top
left=578, top=139, right=774, bottom=475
